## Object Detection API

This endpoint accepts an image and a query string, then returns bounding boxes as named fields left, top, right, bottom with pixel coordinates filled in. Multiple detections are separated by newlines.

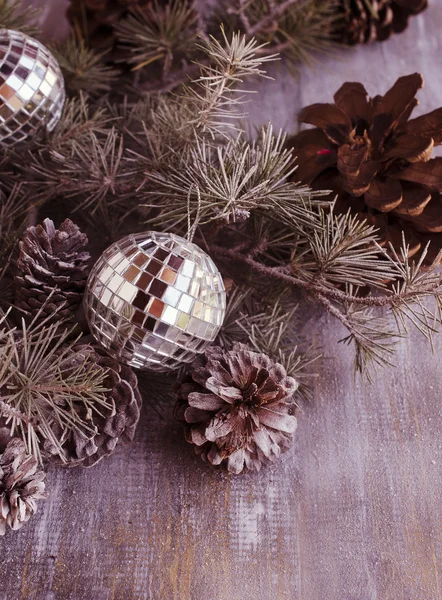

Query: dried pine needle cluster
left=64, top=0, right=427, bottom=97
left=1, top=4, right=442, bottom=386
left=0, top=0, right=439, bottom=520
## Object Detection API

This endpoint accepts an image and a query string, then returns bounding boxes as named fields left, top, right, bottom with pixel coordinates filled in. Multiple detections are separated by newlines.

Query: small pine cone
left=0, top=429, right=47, bottom=535
left=15, top=218, right=90, bottom=325
left=43, top=345, right=142, bottom=467
left=174, top=343, right=298, bottom=475
left=335, top=0, right=427, bottom=45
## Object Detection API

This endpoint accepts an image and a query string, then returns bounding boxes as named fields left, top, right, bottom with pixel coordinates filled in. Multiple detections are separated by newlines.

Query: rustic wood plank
left=2, top=2, right=442, bottom=599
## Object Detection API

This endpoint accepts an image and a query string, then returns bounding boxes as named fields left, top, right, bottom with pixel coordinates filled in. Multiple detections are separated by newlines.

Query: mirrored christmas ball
left=84, top=232, right=226, bottom=371
left=0, top=29, right=65, bottom=146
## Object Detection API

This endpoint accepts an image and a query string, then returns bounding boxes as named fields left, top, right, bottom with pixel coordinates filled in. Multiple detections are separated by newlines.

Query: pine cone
left=288, top=73, right=442, bottom=264
left=0, top=429, right=47, bottom=535
left=174, top=343, right=298, bottom=474
left=15, top=218, right=90, bottom=325
left=43, top=345, right=142, bottom=467
left=334, top=0, right=427, bottom=45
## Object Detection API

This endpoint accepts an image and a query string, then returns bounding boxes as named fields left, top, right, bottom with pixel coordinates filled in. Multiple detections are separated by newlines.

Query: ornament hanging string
left=186, top=185, right=201, bottom=243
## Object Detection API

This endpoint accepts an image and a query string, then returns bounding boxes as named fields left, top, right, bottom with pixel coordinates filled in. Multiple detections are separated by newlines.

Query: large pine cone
left=288, top=73, right=442, bottom=264
left=174, top=343, right=298, bottom=475
left=15, top=218, right=90, bottom=325
left=0, top=429, right=47, bottom=535
left=335, top=0, right=427, bottom=45
left=43, top=345, right=142, bottom=468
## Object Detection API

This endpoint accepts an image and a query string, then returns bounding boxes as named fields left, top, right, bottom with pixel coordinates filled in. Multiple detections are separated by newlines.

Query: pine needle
left=0, top=315, right=112, bottom=465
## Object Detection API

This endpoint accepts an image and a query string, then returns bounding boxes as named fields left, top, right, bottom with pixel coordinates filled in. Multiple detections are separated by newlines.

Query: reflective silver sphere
left=0, top=29, right=65, bottom=146
left=84, top=232, right=226, bottom=371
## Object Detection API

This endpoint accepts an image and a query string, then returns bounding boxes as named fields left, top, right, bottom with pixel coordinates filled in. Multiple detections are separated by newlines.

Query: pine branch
left=0, top=315, right=112, bottom=465
left=236, top=0, right=307, bottom=36
left=0, top=185, right=32, bottom=288
left=114, top=0, right=199, bottom=73
left=48, top=95, right=114, bottom=149
left=51, top=36, right=120, bottom=96
left=293, top=209, right=395, bottom=288
left=6, top=21, right=442, bottom=381
left=0, top=0, right=40, bottom=36
left=130, top=27, right=277, bottom=148
left=22, top=29, right=280, bottom=217
left=239, top=300, right=320, bottom=400
left=142, top=125, right=328, bottom=230
left=0, top=398, right=33, bottom=424
left=64, top=0, right=335, bottom=93
left=30, top=128, right=128, bottom=212
left=221, top=0, right=336, bottom=68
left=211, top=214, right=442, bottom=376
left=188, top=27, right=277, bottom=138
left=315, top=292, right=398, bottom=380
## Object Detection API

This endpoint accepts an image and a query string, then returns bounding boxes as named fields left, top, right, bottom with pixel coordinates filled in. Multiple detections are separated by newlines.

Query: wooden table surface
left=2, top=2, right=442, bottom=599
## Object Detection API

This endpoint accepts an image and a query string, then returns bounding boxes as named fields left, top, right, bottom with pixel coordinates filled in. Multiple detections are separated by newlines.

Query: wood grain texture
left=2, top=2, right=442, bottom=599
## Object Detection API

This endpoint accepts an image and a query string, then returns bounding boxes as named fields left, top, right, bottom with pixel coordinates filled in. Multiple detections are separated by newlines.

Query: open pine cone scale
left=15, top=218, right=90, bottom=325
left=289, top=73, right=442, bottom=263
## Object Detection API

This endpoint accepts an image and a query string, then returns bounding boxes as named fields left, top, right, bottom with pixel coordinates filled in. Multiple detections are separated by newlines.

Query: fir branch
left=211, top=216, right=442, bottom=376
left=292, top=209, right=395, bottom=288
left=141, top=124, right=328, bottom=230
left=31, top=129, right=129, bottom=212
left=222, top=0, right=336, bottom=67
left=187, top=27, right=277, bottom=138
left=115, top=0, right=199, bottom=73
left=0, top=0, right=40, bottom=36
left=51, top=36, right=120, bottom=96
left=48, top=95, right=114, bottom=150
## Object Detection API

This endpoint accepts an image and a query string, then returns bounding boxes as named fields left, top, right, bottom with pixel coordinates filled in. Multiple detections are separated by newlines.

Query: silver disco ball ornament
left=84, top=232, right=226, bottom=371
left=0, top=29, right=65, bottom=146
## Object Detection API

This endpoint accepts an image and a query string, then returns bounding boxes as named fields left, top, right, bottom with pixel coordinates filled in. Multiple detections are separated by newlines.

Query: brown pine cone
left=15, top=218, right=90, bottom=325
left=288, top=73, right=442, bottom=264
left=43, top=345, right=142, bottom=468
left=174, top=343, right=298, bottom=475
left=0, top=429, right=47, bottom=535
left=334, top=0, right=428, bottom=45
